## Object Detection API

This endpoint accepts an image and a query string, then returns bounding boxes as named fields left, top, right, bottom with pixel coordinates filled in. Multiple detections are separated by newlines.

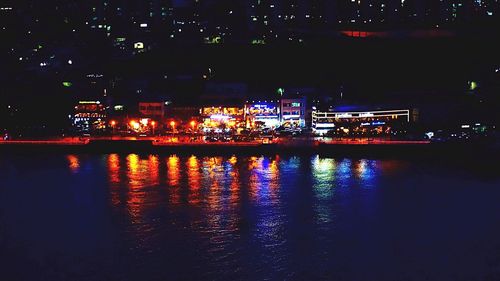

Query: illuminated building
left=71, top=101, right=107, bottom=133
left=244, top=100, right=281, bottom=129
left=312, top=107, right=411, bottom=135
left=280, top=96, right=306, bottom=128
left=138, top=102, right=165, bottom=119
left=200, top=106, right=244, bottom=131
left=200, top=82, right=247, bottom=131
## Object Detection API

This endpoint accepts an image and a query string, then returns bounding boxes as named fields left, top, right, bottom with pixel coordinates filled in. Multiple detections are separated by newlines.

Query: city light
left=129, top=120, right=140, bottom=130
left=210, top=114, right=230, bottom=120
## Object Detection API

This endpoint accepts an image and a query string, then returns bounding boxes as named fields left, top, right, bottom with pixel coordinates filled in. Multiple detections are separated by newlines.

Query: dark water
left=1, top=153, right=500, bottom=281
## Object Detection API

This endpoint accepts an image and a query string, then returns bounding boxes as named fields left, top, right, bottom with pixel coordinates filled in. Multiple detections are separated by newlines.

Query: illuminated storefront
left=312, top=108, right=410, bottom=135
left=71, top=101, right=107, bottom=133
left=281, top=97, right=306, bottom=128
left=200, top=106, right=244, bottom=131
left=244, top=101, right=280, bottom=129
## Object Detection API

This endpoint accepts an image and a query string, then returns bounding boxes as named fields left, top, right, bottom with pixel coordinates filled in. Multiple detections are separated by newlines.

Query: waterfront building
left=200, top=82, right=247, bottom=131
left=200, top=105, right=245, bottom=132
left=312, top=106, right=411, bottom=136
left=244, top=100, right=281, bottom=129
left=280, top=96, right=307, bottom=128
left=71, top=101, right=107, bottom=133
left=138, top=102, right=166, bottom=120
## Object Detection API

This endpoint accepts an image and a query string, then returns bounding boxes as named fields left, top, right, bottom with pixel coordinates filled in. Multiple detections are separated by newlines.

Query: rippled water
left=1, top=154, right=500, bottom=281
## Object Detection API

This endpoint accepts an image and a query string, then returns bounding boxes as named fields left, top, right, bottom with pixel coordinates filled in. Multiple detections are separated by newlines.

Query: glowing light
left=140, top=118, right=148, bottom=126
left=170, top=121, right=176, bottom=127
left=134, top=42, right=144, bottom=49
left=79, top=101, right=100, bottom=104
left=187, top=156, right=201, bottom=205
left=359, top=113, right=374, bottom=117
left=62, top=81, right=72, bottom=87
left=210, top=114, right=230, bottom=120
left=110, top=120, right=116, bottom=126
left=129, top=120, right=140, bottom=130
left=107, top=154, right=120, bottom=197
left=469, top=81, right=478, bottom=90
left=67, top=155, right=80, bottom=173
left=151, top=121, right=156, bottom=126
left=336, top=113, right=353, bottom=118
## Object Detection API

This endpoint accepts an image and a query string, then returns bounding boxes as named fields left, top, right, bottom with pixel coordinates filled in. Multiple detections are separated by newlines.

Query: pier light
left=110, top=120, right=116, bottom=126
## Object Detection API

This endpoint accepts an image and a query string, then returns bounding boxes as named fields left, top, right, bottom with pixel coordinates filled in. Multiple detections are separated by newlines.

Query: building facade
left=312, top=107, right=411, bottom=135
left=138, top=102, right=166, bottom=119
left=280, top=97, right=306, bottom=128
left=71, top=101, right=107, bottom=133
left=244, top=100, right=281, bottom=129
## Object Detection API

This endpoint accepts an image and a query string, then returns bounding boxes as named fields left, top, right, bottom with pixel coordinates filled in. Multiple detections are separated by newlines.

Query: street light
left=110, top=120, right=116, bottom=136
left=190, top=120, right=197, bottom=142
left=151, top=121, right=156, bottom=136
left=169, top=121, right=176, bottom=142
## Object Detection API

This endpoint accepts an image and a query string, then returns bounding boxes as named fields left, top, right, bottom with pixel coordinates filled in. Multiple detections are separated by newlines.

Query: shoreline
left=1, top=139, right=497, bottom=159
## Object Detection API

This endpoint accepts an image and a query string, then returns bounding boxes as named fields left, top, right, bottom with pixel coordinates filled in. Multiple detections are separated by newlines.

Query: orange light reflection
left=67, top=154, right=80, bottom=173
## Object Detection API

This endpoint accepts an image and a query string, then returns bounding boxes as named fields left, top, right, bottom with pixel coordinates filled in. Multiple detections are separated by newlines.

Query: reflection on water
left=14, top=153, right=489, bottom=280
left=100, top=155, right=388, bottom=241
left=66, top=155, right=80, bottom=173
left=187, top=155, right=201, bottom=205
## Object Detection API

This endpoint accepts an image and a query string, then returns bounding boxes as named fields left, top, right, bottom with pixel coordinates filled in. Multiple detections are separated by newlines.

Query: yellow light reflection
left=187, top=155, right=201, bottom=205
left=228, top=155, right=237, bottom=165
left=167, top=155, right=181, bottom=204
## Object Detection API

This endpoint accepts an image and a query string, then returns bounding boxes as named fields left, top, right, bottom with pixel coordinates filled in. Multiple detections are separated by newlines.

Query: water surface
left=1, top=154, right=499, bottom=281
